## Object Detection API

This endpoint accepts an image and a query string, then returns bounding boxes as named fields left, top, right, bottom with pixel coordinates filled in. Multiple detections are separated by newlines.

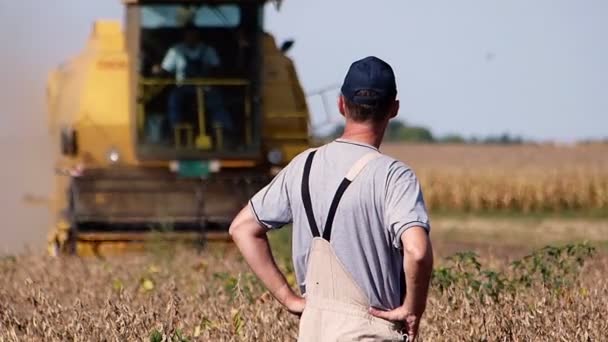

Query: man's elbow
left=228, top=209, right=244, bottom=240
left=407, top=248, right=432, bottom=265
left=228, top=221, right=242, bottom=240
left=404, top=235, right=433, bottom=266
left=228, top=223, right=236, bottom=238
left=228, top=204, right=264, bottom=241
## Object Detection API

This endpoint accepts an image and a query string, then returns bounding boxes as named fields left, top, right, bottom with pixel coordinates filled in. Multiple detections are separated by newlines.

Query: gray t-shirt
left=250, top=139, right=430, bottom=309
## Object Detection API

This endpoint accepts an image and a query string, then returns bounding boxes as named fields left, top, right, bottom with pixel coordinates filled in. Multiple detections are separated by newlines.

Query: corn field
left=382, top=143, right=608, bottom=213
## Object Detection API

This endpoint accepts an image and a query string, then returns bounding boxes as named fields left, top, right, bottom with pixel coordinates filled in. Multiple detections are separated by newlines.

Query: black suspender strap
left=322, top=178, right=352, bottom=241
left=301, top=150, right=320, bottom=238
left=301, top=150, right=381, bottom=241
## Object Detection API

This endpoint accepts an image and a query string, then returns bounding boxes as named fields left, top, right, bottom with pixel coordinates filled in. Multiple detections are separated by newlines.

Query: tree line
left=324, top=121, right=526, bottom=144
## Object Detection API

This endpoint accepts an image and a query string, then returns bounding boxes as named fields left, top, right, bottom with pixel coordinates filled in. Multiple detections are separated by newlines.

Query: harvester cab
left=136, top=3, right=260, bottom=157
left=46, top=0, right=310, bottom=256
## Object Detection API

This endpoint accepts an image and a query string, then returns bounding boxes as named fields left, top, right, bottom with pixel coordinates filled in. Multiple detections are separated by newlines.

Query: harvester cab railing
left=137, top=77, right=252, bottom=151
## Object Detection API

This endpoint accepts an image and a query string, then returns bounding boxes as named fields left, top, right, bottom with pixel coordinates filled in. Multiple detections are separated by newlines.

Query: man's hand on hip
left=285, top=293, right=306, bottom=316
left=276, top=283, right=306, bottom=316
left=369, top=306, right=420, bottom=341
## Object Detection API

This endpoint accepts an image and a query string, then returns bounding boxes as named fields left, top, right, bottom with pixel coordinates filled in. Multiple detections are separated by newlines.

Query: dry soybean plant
left=1, top=242, right=606, bottom=341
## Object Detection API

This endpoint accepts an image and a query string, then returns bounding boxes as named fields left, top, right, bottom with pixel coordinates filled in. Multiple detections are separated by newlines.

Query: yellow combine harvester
left=46, top=0, right=310, bottom=256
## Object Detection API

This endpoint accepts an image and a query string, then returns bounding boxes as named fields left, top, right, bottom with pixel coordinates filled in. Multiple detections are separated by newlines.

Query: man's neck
left=340, top=120, right=386, bottom=149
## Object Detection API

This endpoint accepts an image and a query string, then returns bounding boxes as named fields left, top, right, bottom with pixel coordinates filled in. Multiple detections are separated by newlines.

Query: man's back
left=250, top=138, right=430, bottom=310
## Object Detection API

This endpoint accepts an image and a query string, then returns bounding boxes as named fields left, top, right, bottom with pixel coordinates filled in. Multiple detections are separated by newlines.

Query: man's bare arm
left=369, top=226, right=433, bottom=341
left=228, top=204, right=305, bottom=315
left=402, top=227, right=433, bottom=316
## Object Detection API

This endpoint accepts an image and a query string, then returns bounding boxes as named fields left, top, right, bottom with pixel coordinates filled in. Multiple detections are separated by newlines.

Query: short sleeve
left=204, top=46, right=221, bottom=67
left=161, top=47, right=177, bottom=72
left=385, top=161, right=430, bottom=249
left=249, top=167, right=292, bottom=229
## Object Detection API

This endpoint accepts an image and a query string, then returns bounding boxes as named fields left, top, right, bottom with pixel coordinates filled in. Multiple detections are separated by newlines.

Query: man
left=229, top=56, right=433, bottom=341
left=154, top=25, right=233, bottom=141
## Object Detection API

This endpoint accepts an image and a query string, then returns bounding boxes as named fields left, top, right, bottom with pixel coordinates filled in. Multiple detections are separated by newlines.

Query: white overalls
left=297, top=150, right=405, bottom=342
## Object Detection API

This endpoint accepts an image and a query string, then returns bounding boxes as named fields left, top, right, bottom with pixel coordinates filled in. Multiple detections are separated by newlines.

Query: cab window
left=141, top=5, right=241, bottom=28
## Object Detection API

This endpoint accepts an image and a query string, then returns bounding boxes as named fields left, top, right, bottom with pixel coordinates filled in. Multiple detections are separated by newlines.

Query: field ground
left=428, top=215, right=608, bottom=257
left=1, top=215, right=607, bottom=341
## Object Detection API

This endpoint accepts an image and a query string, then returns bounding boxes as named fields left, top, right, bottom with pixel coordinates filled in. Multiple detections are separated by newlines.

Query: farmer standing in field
left=230, top=56, right=434, bottom=341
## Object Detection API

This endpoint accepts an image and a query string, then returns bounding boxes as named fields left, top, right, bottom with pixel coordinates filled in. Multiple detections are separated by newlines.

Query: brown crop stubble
left=1, top=246, right=607, bottom=341
left=0, top=249, right=299, bottom=341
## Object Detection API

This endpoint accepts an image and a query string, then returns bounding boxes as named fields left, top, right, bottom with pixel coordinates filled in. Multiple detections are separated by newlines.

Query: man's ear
left=338, top=95, right=346, bottom=117
left=389, top=100, right=400, bottom=119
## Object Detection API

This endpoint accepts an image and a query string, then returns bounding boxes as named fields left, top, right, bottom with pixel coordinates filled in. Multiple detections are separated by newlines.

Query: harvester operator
left=153, top=25, right=233, bottom=142
left=229, top=57, right=434, bottom=341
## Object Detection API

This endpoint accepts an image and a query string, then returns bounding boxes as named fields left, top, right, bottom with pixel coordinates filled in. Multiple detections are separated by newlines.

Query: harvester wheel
left=66, top=228, right=78, bottom=255
left=60, top=128, right=78, bottom=156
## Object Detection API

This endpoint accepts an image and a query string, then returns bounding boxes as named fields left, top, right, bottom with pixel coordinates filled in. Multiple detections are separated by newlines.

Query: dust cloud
left=0, top=137, right=54, bottom=255
left=0, top=22, right=57, bottom=255
left=0, top=66, right=55, bottom=255
left=0, top=3, right=78, bottom=255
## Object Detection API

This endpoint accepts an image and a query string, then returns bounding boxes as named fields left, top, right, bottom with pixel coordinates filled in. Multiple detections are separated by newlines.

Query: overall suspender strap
left=344, top=152, right=384, bottom=182
left=302, top=150, right=321, bottom=238
left=301, top=149, right=382, bottom=241
left=323, top=152, right=382, bottom=241
left=322, top=179, right=350, bottom=240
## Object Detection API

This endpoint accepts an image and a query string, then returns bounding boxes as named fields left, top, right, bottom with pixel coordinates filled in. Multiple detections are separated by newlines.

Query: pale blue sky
left=1, top=0, right=606, bottom=141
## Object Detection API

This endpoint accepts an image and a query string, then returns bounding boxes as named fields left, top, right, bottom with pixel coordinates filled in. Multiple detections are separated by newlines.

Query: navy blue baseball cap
left=341, top=56, right=397, bottom=106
